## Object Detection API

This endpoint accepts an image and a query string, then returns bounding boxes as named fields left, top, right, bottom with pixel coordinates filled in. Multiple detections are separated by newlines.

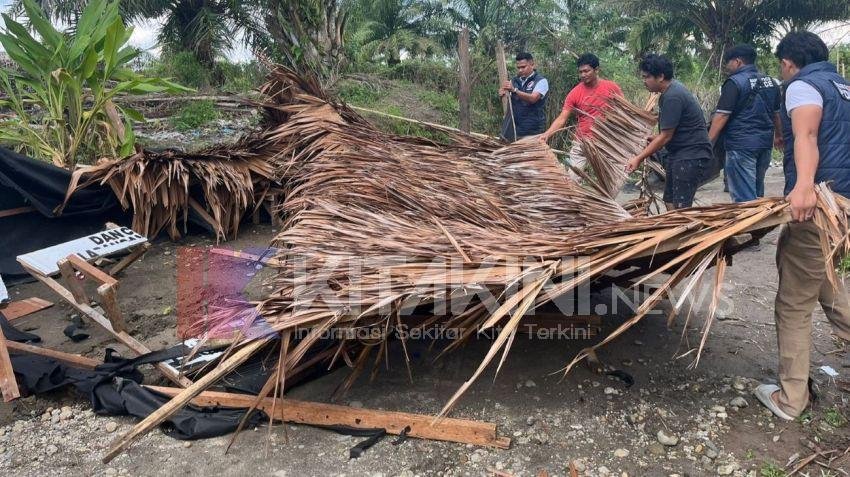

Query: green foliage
left=759, top=461, right=786, bottom=477
left=219, top=61, right=266, bottom=94
left=171, top=100, right=220, bottom=131
left=337, top=80, right=384, bottom=106
left=418, top=90, right=458, bottom=122
left=150, top=50, right=213, bottom=90
left=824, top=406, right=847, bottom=428
left=0, top=0, right=191, bottom=168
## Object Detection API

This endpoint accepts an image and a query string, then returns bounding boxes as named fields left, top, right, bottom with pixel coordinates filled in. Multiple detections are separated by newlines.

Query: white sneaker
left=754, top=384, right=794, bottom=421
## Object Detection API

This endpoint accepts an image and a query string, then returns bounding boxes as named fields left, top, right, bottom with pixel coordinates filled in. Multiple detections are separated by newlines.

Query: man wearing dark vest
left=708, top=44, right=781, bottom=202
left=499, top=52, right=548, bottom=142
left=754, top=32, right=850, bottom=421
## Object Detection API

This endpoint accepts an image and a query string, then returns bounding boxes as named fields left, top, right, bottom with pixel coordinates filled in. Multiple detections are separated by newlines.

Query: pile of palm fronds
left=580, top=94, right=660, bottom=198
left=105, top=66, right=850, bottom=461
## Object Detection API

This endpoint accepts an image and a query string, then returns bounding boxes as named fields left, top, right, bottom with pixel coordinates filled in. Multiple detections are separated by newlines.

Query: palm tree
left=350, top=0, right=442, bottom=65
left=622, top=0, right=850, bottom=66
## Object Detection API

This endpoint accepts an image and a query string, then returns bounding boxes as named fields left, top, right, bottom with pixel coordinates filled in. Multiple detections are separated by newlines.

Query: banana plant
left=0, top=0, right=192, bottom=168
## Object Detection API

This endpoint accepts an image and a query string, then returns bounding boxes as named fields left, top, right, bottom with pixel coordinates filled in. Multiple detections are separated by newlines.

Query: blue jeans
left=725, top=149, right=772, bottom=202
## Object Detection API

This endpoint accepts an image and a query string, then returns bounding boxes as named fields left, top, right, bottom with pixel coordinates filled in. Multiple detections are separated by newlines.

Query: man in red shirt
left=540, top=53, right=623, bottom=181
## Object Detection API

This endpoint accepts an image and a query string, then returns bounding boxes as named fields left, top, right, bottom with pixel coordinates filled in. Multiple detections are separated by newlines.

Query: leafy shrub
left=0, top=0, right=190, bottom=167
left=151, top=51, right=213, bottom=90
left=171, top=100, right=220, bottom=131
left=219, top=61, right=266, bottom=94
left=337, top=80, right=383, bottom=106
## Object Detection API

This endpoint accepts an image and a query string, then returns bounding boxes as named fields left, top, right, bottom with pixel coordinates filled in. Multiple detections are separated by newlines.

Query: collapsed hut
left=54, top=65, right=850, bottom=461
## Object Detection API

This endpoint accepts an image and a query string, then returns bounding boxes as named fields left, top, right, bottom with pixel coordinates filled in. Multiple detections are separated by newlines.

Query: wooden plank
left=6, top=341, right=99, bottom=370
left=97, top=284, right=127, bottom=333
left=67, top=254, right=118, bottom=287
left=0, top=326, right=21, bottom=401
left=458, top=26, right=471, bottom=133
left=104, top=339, right=270, bottom=463
left=0, top=206, right=36, bottom=219
left=58, top=258, right=88, bottom=305
left=146, top=386, right=512, bottom=449
left=109, top=242, right=151, bottom=277
left=209, top=247, right=283, bottom=267
left=1, top=297, right=53, bottom=321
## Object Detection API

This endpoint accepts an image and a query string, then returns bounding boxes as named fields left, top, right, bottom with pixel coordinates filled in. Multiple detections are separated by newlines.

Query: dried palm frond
left=104, top=66, right=850, bottom=461
left=580, top=94, right=658, bottom=198
left=62, top=139, right=276, bottom=241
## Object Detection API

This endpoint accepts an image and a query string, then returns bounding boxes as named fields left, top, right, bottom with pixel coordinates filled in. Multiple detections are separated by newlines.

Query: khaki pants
left=567, top=142, right=586, bottom=183
left=774, top=221, right=850, bottom=416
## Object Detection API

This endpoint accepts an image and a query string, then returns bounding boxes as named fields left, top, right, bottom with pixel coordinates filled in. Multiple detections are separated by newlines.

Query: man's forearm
left=772, top=113, right=782, bottom=137
left=636, top=133, right=672, bottom=161
left=708, top=113, right=729, bottom=144
left=543, top=111, right=570, bottom=136
left=513, top=90, right=540, bottom=103
left=793, top=135, right=819, bottom=187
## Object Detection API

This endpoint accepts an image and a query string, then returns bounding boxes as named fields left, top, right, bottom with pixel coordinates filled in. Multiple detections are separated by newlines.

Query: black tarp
left=0, top=147, right=124, bottom=280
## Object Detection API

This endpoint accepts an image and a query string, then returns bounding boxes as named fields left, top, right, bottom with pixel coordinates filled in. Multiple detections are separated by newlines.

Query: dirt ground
left=1, top=165, right=849, bottom=477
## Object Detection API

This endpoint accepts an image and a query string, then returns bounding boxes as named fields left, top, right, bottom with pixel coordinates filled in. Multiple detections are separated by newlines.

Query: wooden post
left=58, top=258, right=88, bottom=305
left=496, top=40, right=510, bottom=117
left=0, top=325, right=21, bottom=402
left=458, top=27, right=471, bottom=133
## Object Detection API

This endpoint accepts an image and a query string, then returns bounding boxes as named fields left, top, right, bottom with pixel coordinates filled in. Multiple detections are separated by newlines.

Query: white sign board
left=17, top=227, right=147, bottom=276
left=0, top=274, right=7, bottom=303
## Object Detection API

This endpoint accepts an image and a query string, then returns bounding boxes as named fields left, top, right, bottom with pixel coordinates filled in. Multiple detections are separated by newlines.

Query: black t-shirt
left=715, top=78, right=781, bottom=115
left=659, top=81, right=712, bottom=160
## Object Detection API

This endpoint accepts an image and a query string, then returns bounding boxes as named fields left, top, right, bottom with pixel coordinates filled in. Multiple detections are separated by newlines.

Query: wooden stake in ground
left=496, top=40, right=509, bottom=117
left=458, top=27, right=471, bottom=133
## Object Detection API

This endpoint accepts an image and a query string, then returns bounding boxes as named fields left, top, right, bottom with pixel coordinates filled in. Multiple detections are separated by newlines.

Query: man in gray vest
left=755, top=31, right=850, bottom=421
left=499, top=53, right=548, bottom=142
left=708, top=44, right=781, bottom=202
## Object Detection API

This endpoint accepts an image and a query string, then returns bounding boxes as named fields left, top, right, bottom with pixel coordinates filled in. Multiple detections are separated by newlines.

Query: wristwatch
left=512, top=87, right=518, bottom=94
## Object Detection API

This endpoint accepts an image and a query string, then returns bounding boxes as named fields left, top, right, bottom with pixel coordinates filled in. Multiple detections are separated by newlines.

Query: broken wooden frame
left=0, top=240, right=191, bottom=401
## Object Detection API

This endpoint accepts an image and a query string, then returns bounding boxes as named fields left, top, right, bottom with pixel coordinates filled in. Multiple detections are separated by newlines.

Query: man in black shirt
left=708, top=44, right=781, bottom=202
left=626, top=54, right=713, bottom=209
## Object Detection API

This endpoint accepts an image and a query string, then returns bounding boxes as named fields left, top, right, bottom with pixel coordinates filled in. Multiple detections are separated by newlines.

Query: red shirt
left=562, top=79, right=623, bottom=138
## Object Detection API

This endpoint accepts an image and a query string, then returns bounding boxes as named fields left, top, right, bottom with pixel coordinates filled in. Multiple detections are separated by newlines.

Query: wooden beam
left=0, top=326, right=21, bottom=402
left=458, top=27, right=471, bottom=133
left=1, top=297, right=53, bottom=321
left=145, top=386, right=511, bottom=449
left=0, top=206, right=36, bottom=219
left=67, top=254, right=117, bottom=287
left=6, top=341, right=99, bottom=370
left=109, top=243, right=151, bottom=277
left=58, top=258, right=88, bottom=305
left=97, top=283, right=128, bottom=333
left=104, top=339, right=269, bottom=463
left=209, top=247, right=283, bottom=267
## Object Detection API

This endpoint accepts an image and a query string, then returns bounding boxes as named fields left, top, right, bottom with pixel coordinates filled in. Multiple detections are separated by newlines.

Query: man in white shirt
left=754, top=31, right=850, bottom=421
left=499, top=53, right=549, bottom=142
